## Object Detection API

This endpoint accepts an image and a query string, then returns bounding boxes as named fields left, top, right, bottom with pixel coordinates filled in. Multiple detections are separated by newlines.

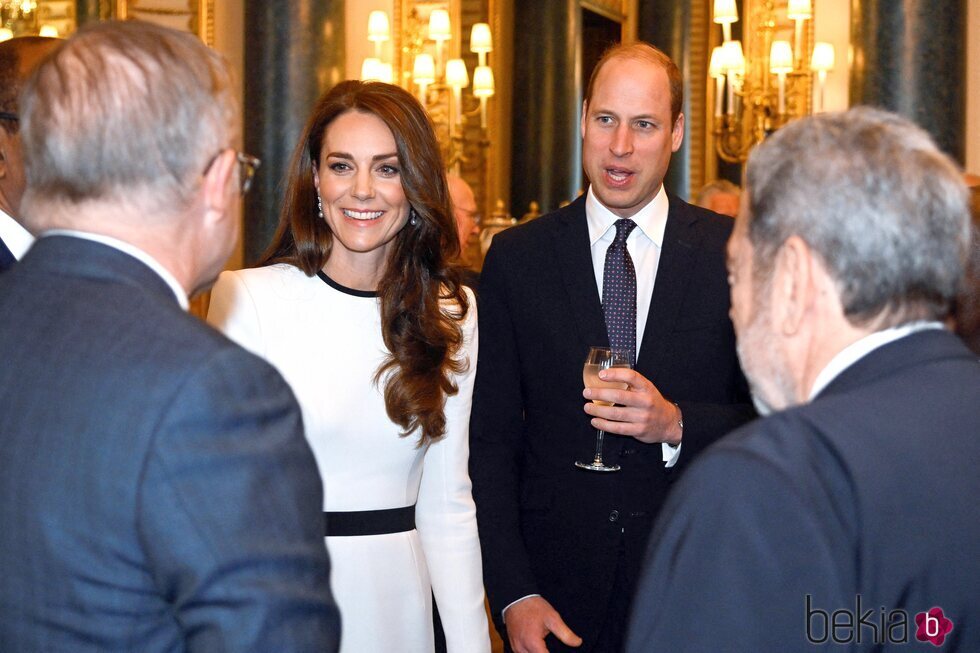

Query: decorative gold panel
left=116, top=0, right=213, bottom=46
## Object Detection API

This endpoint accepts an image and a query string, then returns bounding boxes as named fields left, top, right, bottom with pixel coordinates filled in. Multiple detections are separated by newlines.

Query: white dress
left=207, top=264, right=490, bottom=653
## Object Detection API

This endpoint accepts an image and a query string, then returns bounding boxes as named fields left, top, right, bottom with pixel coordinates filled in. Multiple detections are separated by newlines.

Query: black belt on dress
left=323, top=505, right=416, bottom=537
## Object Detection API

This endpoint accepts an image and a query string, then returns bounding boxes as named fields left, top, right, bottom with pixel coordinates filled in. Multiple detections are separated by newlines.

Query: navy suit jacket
left=0, top=236, right=15, bottom=272
left=0, top=236, right=340, bottom=652
left=470, top=194, right=754, bottom=649
left=626, top=329, right=980, bottom=652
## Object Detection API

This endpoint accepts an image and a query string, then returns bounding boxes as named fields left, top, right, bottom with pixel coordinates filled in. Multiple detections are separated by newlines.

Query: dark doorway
left=581, top=9, right=621, bottom=192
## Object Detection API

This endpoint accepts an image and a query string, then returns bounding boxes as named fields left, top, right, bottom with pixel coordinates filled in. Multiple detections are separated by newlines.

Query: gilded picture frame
left=115, top=0, right=213, bottom=46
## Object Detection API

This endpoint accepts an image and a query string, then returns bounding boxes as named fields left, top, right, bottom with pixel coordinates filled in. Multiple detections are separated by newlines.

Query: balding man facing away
left=627, top=108, right=979, bottom=652
left=0, top=36, right=60, bottom=271
left=0, top=21, right=340, bottom=652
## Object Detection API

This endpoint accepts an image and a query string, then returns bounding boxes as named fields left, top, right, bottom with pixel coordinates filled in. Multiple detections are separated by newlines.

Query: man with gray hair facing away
left=0, top=20, right=340, bottom=652
left=626, top=107, right=979, bottom=651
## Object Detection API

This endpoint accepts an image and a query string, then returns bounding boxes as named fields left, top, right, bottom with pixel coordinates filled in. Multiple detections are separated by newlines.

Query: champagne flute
left=575, top=346, right=630, bottom=472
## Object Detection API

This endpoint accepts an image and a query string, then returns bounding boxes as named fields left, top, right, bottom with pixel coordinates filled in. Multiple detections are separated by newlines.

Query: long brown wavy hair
left=260, top=80, right=468, bottom=445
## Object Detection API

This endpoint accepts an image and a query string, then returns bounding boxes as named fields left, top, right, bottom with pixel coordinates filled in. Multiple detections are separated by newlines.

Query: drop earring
left=317, top=193, right=324, bottom=219
left=409, top=209, right=419, bottom=226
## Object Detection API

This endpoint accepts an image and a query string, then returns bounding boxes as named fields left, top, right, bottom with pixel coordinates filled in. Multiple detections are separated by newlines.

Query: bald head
left=447, top=173, right=479, bottom=253
left=0, top=36, right=61, bottom=219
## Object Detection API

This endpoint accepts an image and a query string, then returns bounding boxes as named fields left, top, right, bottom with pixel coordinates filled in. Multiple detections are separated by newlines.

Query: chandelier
left=360, top=5, right=495, bottom=177
left=0, top=1, right=61, bottom=40
left=709, top=0, right=835, bottom=163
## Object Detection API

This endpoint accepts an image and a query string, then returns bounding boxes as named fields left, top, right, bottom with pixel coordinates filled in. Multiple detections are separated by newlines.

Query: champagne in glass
left=583, top=364, right=628, bottom=406
left=576, top=346, right=631, bottom=472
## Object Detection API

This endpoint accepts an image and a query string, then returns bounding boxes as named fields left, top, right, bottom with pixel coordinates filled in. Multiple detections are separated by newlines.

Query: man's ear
left=580, top=100, right=589, bottom=140
left=772, top=235, right=815, bottom=336
left=202, top=148, right=236, bottom=223
left=671, top=112, right=685, bottom=152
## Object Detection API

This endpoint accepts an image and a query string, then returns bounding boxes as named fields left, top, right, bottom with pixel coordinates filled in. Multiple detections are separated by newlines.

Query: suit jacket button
left=608, top=510, right=619, bottom=522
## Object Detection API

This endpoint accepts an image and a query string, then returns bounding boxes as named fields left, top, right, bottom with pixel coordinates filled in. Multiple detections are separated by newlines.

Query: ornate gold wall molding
left=116, top=0, right=214, bottom=46
left=690, top=0, right=709, bottom=193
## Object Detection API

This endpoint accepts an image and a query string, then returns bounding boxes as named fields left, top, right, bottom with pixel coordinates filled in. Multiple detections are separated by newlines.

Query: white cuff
left=501, top=594, right=541, bottom=623
left=662, top=442, right=681, bottom=468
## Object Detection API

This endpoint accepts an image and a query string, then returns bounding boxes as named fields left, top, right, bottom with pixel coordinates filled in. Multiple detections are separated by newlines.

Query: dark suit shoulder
left=692, top=410, right=855, bottom=509
left=485, top=201, right=582, bottom=255
left=666, top=194, right=734, bottom=246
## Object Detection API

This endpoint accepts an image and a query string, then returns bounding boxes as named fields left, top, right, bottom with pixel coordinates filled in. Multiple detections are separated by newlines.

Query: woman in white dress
left=207, top=80, right=490, bottom=653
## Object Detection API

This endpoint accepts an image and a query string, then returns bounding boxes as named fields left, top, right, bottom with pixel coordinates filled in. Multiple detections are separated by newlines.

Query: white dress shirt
left=42, top=229, right=189, bottom=310
left=585, top=185, right=680, bottom=466
left=0, top=208, right=34, bottom=260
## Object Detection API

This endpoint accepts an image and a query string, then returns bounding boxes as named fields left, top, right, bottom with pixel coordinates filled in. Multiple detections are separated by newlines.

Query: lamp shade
left=38, top=24, right=59, bottom=38
left=446, top=58, right=469, bottom=88
left=769, top=40, right=793, bottom=74
left=713, top=0, right=738, bottom=24
left=470, top=22, right=493, bottom=53
left=721, top=40, right=745, bottom=74
left=0, top=28, right=12, bottom=42
left=367, top=10, right=390, bottom=42
left=412, top=54, right=435, bottom=84
left=787, top=0, right=813, bottom=20
left=361, top=58, right=384, bottom=81
left=708, top=46, right=726, bottom=78
left=429, top=9, right=451, bottom=41
left=810, top=42, right=836, bottom=71
left=473, top=65, right=495, bottom=97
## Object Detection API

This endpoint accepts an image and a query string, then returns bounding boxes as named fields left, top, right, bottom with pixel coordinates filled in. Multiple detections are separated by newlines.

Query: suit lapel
left=552, top=197, right=608, bottom=350
left=635, top=195, right=701, bottom=382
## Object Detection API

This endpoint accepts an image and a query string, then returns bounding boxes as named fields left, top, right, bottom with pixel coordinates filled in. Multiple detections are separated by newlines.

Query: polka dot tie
left=602, top=219, right=637, bottom=366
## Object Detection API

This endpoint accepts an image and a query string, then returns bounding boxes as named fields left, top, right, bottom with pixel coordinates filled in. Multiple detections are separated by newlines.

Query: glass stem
left=593, top=430, right=606, bottom=464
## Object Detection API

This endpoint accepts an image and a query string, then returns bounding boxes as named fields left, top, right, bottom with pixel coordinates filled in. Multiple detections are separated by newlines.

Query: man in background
left=692, top=178, right=740, bottom=217
left=952, top=172, right=980, bottom=353
left=448, top=172, right=481, bottom=290
left=0, top=36, right=59, bottom=271
left=471, top=42, right=752, bottom=653
left=626, top=107, right=979, bottom=651
left=0, top=20, right=340, bottom=652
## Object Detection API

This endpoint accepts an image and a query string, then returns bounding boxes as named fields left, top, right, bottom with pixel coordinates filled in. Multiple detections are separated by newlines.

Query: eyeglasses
left=235, top=152, right=261, bottom=196
left=460, top=207, right=482, bottom=226
left=204, top=149, right=261, bottom=196
left=0, top=111, right=19, bottom=122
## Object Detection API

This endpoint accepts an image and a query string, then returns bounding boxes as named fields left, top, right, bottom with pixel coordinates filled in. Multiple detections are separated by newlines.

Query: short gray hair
left=744, top=107, right=970, bottom=326
left=694, top=179, right=740, bottom=206
left=20, top=20, right=237, bottom=215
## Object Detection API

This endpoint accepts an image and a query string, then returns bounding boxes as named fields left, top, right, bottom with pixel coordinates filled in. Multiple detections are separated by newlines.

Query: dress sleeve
left=416, top=288, right=491, bottom=653
left=206, top=270, right=266, bottom=357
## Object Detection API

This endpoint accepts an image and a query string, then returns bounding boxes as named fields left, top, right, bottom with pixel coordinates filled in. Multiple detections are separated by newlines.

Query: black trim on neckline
left=316, top=270, right=379, bottom=298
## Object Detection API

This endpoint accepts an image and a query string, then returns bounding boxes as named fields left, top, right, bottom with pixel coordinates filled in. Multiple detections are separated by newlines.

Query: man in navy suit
left=626, top=108, right=979, bottom=652
left=0, top=21, right=340, bottom=652
left=470, top=42, right=753, bottom=653
left=0, top=36, right=60, bottom=271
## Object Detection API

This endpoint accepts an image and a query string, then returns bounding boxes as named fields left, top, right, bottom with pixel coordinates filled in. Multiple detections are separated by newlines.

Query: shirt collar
left=41, top=229, right=189, bottom=310
left=586, top=185, right=669, bottom=247
left=0, top=207, right=35, bottom=260
left=808, top=321, right=945, bottom=400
